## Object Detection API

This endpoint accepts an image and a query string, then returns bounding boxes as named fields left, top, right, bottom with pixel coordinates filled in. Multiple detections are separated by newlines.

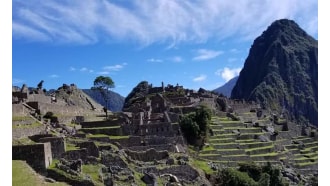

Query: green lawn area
left=191, top=159, right=214, bottom=174
left=12, top=160, right=69, bottom=186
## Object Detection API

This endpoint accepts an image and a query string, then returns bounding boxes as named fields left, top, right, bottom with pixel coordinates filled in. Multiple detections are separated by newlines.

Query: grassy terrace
left=191, top=160, right=215, bottom=174
left=82, top=164, right=104, bottom=186
left=245, top=145, right=274, bottom=152
left=13, top=160, right=69, bottom=186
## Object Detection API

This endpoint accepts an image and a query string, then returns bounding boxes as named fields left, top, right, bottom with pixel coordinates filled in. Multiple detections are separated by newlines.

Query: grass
left=191, top=159, right=214, bottom=174
left=245, top=145, right=274, bottom=152
left=81, top=164, right=103, bottom=186
left=65, top=143, right=78, bottom=151
left=12, top=116, right=31, bottom=121
left=12, top=138, right=36, bottom=145
left=296, top=161, right=318, bottom=167
left=13, top=122, right=43, bottom=129
left=109, top=135, right=129, bottom=139
left=250, top=152, right=278, bottom=157
left=13, top=160, right=69, bottom=186
left=86, top=134, right=109, bottom=138
left=201, top=145, right=215, bottom=151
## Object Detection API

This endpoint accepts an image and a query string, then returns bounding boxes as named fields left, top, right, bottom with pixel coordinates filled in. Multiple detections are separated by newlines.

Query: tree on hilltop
left=91, top=76, right=115, bottom=119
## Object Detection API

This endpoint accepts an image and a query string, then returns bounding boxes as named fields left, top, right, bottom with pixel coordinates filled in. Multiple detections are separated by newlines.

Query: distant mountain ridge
left=82, top=89, right=125, bottom=112
left=213, top=76, right=238, bottom=97
left=231, top=19, right=318, bottom=126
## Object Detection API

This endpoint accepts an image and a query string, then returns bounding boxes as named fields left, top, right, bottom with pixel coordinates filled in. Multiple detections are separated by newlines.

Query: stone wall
left=12, top=143, right=52, bottom=172
left=38, top=137, right=66, bottom=159
left=127, top=144, right=175, bottom=152
left=80, top=127, right=123, bottom=136
left=77, top=141, right=99, bottom=157
left=125, top=148, right=169, bottom=162
left=12, top=104, right=30, bottom=116
left=12, top=126, right=45, bottom=140
left=81, top=120, right=120, bottom=128
left=62, top=149, right=88, bottom=162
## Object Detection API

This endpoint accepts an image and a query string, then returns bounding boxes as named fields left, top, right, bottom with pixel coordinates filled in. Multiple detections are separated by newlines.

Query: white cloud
left=215, top=67, right=241, bottom=82
left=69, top=67, right=76, bottom=71
left=12, top=78, right=25, bottom=84
left=193, top=74, right=207, bottom=82
left=103, top=64, right=124, bottom=71
left=49, top=74, right=59, bottom=78
left=97, top=71, right=110, bottom=75
left=80, top=67, right=88, bottom=72
left=147, top=58, right=163, bottom=63
left=171, top=56, right=183, bottom=63
left=230, top=49, right=239, bottom=53
left=12, top=0, right=318, bottom=45
left=193, top=49, right=223, bottom=61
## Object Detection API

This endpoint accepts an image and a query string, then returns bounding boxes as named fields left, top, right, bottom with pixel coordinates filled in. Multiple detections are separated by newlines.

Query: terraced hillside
left=197, top=115, right=318, bottom=173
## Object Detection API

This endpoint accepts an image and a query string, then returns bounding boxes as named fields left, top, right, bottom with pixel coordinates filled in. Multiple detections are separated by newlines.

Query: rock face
left=231, top=19, right=318, bottom=126
left=213, top=76, right=238, bottom=97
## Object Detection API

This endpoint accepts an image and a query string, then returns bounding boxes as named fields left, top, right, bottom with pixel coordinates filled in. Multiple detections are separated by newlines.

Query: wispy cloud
left=69, top=67, right=76, bottom=71
left=193, top=49, right=223, bottom=61
left=49, top=74, right=59, bottom=78
left=97, top=63, right=127, bottom=74
left=103, top=64, right=124, bottom=71
left=193, top=74, right=207, bottom=82
left=230, top=49, right=239, bottom=53
left=80, top=67, right=88, bottom=72
left=171, top=56, right=183, bottom=63
left=97, top=71, right=110, bottom=75
left=215, top=67, right=241, bottom=82
left=147, top=58, right=163, bottom=63
left=12, top=78, right=25, bottom=84
left=12, top=0, right=318, bottom=45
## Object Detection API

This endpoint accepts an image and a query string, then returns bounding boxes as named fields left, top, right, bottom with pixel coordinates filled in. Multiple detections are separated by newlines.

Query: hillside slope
left=82, top=89, right=125, bottom=112
left=213, top=76, right=238, bottom=97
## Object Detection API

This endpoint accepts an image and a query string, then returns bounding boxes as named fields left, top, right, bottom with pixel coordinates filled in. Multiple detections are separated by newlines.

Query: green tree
left=92, top=76, right=115, bottom=119
left=179, top=105, right=212, bottom=145
left=179, top=113, right=200, bottom=144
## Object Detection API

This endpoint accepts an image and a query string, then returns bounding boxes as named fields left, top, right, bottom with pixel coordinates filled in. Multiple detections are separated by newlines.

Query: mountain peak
left=231, top=19, right=318, bottom=126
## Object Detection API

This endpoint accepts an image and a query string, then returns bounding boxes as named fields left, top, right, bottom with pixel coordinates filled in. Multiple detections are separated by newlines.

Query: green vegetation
left=92, top=75, right=115, bottom=119
left=82, top=164, right=103, bottom=186
left=109, top=135, right=129, bottom=139
left=179, top=105, right=211, bottom=145
left=12, top=122, right=42, bottom=129
left=191, top=159, right=214, bottom=174
left=214, top=162, right=289, bottom=186
left=12, top=138, right=36, bottom=145
left=13, top=160, right=68, bottom=186
left=65, top=142, right=78, bottom=151
left=12, top=116, right=31, bottom=121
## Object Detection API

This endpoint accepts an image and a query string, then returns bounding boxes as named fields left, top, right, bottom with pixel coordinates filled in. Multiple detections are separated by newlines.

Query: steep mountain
left=231, top=19, right=318, bottom=126
left=82, top=89, right=125, bottom=112
left=213, top=76, right=238, bottom=97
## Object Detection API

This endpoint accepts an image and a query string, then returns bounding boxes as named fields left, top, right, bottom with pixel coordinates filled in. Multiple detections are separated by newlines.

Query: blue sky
left=12, top=0, right=318, bottom=97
